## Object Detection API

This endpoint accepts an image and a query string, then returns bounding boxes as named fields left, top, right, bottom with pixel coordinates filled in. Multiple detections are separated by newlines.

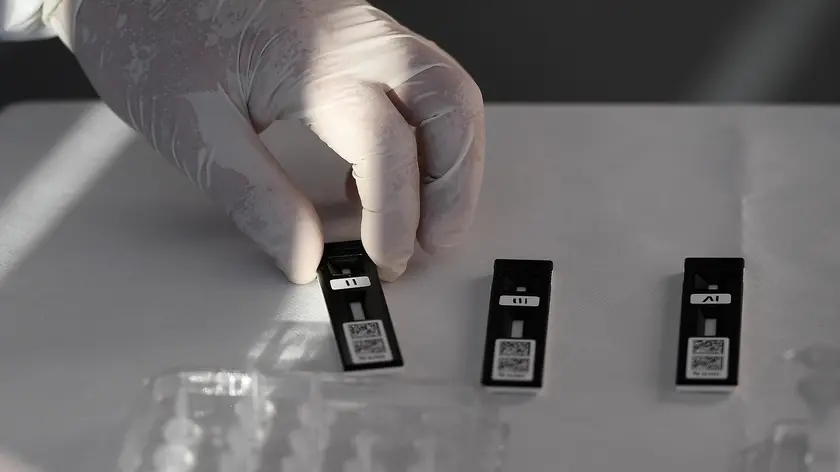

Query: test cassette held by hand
left=481, top=259, right=554, bottom=393
left=317, top=241, right=404, bottom=374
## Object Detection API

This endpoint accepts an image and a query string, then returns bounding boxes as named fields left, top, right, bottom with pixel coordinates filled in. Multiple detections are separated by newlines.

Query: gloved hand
left=69, top=0, right=485, bottom=283
left=0, top=450, right=42, bottom=472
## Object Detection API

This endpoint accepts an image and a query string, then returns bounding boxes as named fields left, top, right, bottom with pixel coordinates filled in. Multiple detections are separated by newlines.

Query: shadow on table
left=0, top=103, right=136, bottom=287
left=463, top=275, right=493, bottom=383
left=657, top=273, right=732, bottom=406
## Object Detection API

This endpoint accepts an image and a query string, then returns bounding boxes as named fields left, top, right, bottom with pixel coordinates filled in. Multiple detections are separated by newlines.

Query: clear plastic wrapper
left=741, top=419, right=840, bottom=472
left=742, top=345, right=840, bottom=472
left=118, top=368, right=508, bottom=472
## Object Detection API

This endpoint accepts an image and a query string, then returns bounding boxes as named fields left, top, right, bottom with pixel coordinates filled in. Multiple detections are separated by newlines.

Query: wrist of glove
left=69, top=0, right=485, bottom=283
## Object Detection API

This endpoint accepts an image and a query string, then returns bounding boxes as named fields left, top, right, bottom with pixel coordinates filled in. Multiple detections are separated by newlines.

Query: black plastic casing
left=481, top=259, right=554, bottom=392
left=317, top=241, right=403, bottom=373
left=676, top=257, right=745, bottom=392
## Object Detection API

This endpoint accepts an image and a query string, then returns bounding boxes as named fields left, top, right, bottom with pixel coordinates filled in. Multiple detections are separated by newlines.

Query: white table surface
left=2, top=102, right=840, bottom=472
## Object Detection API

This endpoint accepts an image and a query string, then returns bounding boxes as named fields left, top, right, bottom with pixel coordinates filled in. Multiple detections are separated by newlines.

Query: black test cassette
left=481, top=259, right=554, bottom=393
left=317, top=241, right=403, bottom=374
left=676, top=257, right=745, bottom=392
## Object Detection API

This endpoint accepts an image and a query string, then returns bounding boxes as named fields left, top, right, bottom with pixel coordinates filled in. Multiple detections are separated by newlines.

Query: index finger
left=387, top=59, right=485, bottom=252
left=305, top=83, right=421, bottom=281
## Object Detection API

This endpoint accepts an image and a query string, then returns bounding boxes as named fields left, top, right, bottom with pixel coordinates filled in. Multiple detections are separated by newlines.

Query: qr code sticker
left=686, top=337, right=728, bottom=379
left=691, top=355, right=724, bottom=371
left=691, top=339, right=726, bottom=355
left=353, top=339, right=387, bottom=355
left=497, top=358, right=531, bottom=375
left=492, top=339, right=536, bottom=381
left=499, top=340, right=532, bottom=357
left=346, top=321, right=382, bottom=339
left=343, top=320, right=393, bottom=364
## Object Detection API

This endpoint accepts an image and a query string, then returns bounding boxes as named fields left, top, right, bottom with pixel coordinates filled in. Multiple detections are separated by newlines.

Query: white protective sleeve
left=0, top=0, right=75, bottom=47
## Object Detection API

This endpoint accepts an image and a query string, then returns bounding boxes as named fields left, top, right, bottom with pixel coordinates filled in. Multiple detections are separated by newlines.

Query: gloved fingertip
left=417, top=236, right=438, bottom=255
left=276, top=247, right=321, bottom=284
left=273, top=225, right=324, bottom=285
left=418, top=229, right=465, bottom=255
left=378, top=265, right=405, bottom=283
left=419, top=243, right=438, bottom=256
left=281, top=265, right=319, bottom=285
left=0, top=450, right=42, bottom=472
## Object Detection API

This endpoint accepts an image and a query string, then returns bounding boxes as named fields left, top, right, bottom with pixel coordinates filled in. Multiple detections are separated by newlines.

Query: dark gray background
left=2, top=0, right=840, bottom=111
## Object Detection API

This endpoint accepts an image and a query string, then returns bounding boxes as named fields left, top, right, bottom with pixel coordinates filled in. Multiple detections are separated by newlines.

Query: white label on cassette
left=330, top=276, right=371, bottom=291
left=686, top=337, right=729, bottom=379
left=499, top=295, right=540, bottom=307
left=690, top=293, right=731, bottom=305
left=342, top=320, right=394, bottom=364
left=491, top=338, right=536, bottom=382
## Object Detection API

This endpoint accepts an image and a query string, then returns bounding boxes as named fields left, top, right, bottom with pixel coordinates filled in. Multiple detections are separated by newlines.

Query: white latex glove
left=0, top=450, right=42, bottom=472
left=68, top=0, right=484, bottom=283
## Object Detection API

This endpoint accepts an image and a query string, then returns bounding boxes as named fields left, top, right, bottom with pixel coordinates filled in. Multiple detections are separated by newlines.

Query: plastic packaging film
left=739, top=345, right=840, bottom=472
left=118, top=368, right=509, bottom=472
